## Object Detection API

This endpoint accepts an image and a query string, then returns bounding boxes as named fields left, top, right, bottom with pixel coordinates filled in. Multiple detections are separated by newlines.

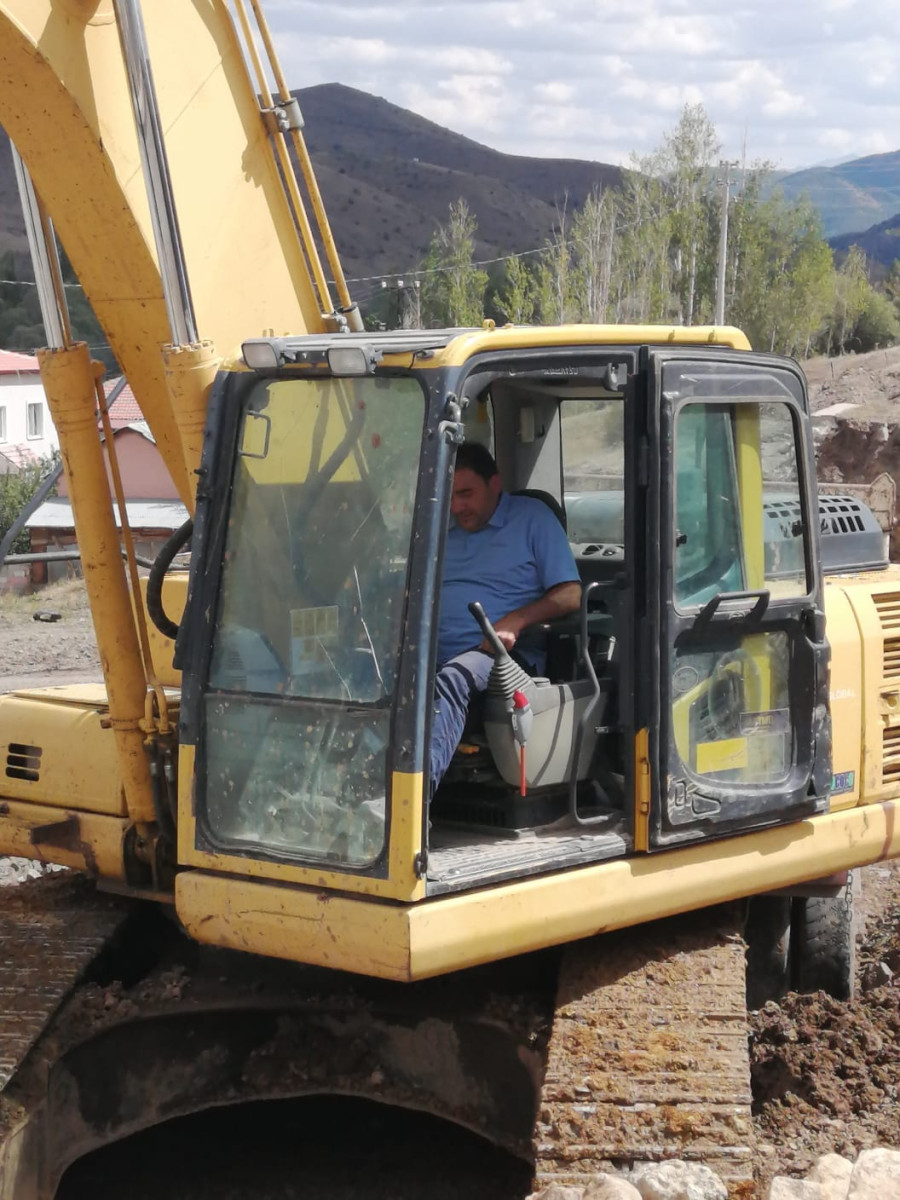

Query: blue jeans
left=430, top=650, right=495, bottom=789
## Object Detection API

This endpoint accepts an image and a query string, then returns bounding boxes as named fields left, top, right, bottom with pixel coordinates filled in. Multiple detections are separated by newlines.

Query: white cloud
left=266, top=0, right=900, bottom=170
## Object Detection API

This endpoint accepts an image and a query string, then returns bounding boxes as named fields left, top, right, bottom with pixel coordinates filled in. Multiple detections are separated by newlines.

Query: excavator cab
left=172, top=326, right=832, bottom=965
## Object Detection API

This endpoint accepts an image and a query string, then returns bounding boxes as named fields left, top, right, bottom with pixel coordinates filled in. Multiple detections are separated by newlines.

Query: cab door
left=644, top=352, right=831, bottom=848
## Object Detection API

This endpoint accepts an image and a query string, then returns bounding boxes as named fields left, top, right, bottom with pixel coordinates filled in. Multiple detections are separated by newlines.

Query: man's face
left=451, top=467, right=501, bottom=532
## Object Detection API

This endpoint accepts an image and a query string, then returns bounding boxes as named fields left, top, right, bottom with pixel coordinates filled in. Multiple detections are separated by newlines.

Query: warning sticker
left=739, top=709, right=790, bottom=736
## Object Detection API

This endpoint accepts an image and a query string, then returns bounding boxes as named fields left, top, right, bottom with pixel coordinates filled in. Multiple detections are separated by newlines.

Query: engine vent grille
left=885, top=641, right=900, bottom=683
left=872, top=593, right=900, bottom=682
left=874, top=591, right=900, bottom=631
left=884, top=727, right=900, bottom=786
left=818, top=495, right=869, bottom=535
left=6, top=742, right=42, bottom=783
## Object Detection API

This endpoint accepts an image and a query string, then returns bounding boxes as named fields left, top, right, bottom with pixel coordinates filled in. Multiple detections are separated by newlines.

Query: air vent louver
left=6, top=742, right=42, bottom=783
left=884, top=727, right=900, bottom=786
left=873, top=593, right=900, bottom=683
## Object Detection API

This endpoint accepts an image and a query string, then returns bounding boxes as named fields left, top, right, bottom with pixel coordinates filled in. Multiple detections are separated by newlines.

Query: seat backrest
left=512, top=488, right=567, bottom=531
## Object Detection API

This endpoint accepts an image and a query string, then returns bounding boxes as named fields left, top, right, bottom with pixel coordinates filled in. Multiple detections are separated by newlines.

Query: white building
left=0, top=349, right=59, bottom=472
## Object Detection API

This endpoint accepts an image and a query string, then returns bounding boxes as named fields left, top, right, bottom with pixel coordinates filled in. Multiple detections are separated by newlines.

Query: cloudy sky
left=267, top=0, right=900, bottom=172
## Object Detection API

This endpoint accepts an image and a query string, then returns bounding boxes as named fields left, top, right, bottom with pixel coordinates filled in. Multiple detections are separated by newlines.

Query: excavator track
left=0, top=873, right=132, bottom=1092
left=534, top=905, right=754, bottom=1199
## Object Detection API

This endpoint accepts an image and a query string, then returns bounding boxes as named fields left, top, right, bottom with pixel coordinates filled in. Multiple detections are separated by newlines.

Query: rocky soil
left=804, top=346, right=900, bottom=558
left=748, top=869, right=900, bottom=1197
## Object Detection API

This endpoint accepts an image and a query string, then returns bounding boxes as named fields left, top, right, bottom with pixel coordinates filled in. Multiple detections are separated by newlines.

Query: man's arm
left=489, top=580, right=582, bottom=650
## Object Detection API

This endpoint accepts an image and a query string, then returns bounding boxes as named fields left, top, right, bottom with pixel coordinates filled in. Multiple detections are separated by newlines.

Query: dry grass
left=0, top=576, right=91, bottom=618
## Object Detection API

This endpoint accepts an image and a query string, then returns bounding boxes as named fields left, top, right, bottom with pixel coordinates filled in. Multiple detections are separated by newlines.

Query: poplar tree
left=830, top=247, right=872, bottom=355
left=571, top=188, right=617, bottom=323
left=537, top=200, right=576, bottom=324
left=637, top=104, right=720, bottom=325
left=420, top=199, right=487, bottom=327
left=493, top=255, right=538, bottom=324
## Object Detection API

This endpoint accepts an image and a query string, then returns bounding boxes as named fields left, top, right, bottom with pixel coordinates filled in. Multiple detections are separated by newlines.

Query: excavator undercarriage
left=0, top=874, right=755, bottom=1199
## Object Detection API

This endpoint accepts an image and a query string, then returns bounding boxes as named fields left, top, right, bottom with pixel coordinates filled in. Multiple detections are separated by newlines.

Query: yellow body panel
left=834, top=569, right=900, bottom=804
left=823, top=580, right=865, bottom=808
left=177, top=798, right=900, bottom=981
left=136, top=574, right=186, bottom=688
left=0, top=686, right=126, bottom=815
left=0, top=799, right=130, bottom=880
left=734, top=406, right=765, bottom=589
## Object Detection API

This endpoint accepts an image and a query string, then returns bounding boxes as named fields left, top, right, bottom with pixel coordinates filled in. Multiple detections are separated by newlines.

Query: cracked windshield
left=203, top=375, right=424, bottom=867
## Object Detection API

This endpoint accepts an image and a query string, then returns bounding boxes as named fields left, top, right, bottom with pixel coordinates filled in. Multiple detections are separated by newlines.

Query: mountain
left=775, top=150, right=900, bottom=239
left=6, top=77, right=899, bottom=294
left=829, top=211, right=900, bottom=270
left=293, top=84, right=624, bottom=282
left=0, top=83, right=624, bottom=288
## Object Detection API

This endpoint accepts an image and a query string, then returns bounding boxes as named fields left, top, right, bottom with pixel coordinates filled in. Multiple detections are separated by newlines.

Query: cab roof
left=233, top=323, right=752, bottom=373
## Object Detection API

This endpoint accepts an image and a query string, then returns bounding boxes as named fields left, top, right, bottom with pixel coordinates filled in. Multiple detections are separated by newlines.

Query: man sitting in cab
left=431, top=443, right=582, bottom=788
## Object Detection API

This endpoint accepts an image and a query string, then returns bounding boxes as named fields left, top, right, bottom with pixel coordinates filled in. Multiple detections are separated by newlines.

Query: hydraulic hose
left=146, top=517, right=193, bottom=639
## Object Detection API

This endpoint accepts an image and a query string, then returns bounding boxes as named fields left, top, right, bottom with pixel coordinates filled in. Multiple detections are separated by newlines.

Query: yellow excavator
left=1, top=3, right=899, bottom=1197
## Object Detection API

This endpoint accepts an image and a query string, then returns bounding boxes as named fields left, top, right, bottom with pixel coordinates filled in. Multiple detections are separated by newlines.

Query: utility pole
left=396, top=279, right=422, bottom=329
left=380, top=278, right=422, bottom=329
left=714, top=162, right=733, bottom=326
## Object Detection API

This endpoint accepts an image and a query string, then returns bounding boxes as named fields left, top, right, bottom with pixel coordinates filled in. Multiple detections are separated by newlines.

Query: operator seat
left=512, top=488, right=567, bottom=530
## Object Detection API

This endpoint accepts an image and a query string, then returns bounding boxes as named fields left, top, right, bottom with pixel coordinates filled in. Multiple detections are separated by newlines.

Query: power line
left=340, top=243, right=559, bottom=287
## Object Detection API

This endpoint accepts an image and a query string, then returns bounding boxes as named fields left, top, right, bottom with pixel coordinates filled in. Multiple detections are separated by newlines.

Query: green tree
left=730, top=188, right=833, bottom=355
left=0, top=453, right=59, bottom=555
left=883, top=259, right=900, bottom=311
left=827, top=246, right=872, bottom=355
left=850, top=288, right=900, bottom=351
left=611, top=171, right=673, bottom=322
left=492, top=254, right=538, bottom=324
left=571, top=187, right=617, bottom=323
left=536, top=200, right=577, bottom=324
left=638, top=104, right=720, bottom=325
left=420, top=199, right=487, bottom=327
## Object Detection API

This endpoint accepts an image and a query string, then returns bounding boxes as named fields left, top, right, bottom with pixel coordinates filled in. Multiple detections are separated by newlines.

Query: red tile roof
left=103, top=379, right=145, bottom=428
left=0, top=349, right=40, bottom=373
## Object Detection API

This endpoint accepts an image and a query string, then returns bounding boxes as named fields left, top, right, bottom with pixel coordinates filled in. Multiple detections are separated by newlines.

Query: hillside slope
left=0, top=82, right=624, bottom=285
left=829, top=210, right=900, bottom=269
left=777, top=150, right=900, bottom=239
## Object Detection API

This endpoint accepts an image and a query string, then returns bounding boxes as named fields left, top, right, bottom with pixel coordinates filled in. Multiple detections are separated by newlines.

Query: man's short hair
left=455, top=442, right=498, bottom=483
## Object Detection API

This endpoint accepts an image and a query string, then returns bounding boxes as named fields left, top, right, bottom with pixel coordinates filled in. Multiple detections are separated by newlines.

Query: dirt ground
left=0, top=578, right=100, bottom=686
left=750, top=863, right=900, bottom=1194
left=804, top=345, right=900, bottom=419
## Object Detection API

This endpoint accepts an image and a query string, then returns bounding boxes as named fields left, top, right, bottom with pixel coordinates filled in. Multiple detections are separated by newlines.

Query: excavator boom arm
left=0, top=0, right=326, bottom=501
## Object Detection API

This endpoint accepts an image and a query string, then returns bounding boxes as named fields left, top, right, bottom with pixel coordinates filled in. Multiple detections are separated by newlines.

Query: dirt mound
left=750, top=887, right=900, bottom=1189
left=804, top=346, right=900, bottom=416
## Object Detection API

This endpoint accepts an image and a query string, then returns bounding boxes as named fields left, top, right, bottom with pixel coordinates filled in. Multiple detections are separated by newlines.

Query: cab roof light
left=242, top=339, right=282, bottom=370
left=326, top=344, right=382, bottom=376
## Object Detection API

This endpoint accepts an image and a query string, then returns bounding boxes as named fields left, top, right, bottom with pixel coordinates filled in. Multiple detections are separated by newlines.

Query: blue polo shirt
left=437, top=492, right=579, bottom=669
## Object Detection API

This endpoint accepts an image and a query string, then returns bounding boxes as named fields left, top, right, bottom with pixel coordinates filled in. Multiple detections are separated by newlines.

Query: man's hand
left=479, top=581, right=581, bottom=654
left=480, top=615, right=526, bottom=653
